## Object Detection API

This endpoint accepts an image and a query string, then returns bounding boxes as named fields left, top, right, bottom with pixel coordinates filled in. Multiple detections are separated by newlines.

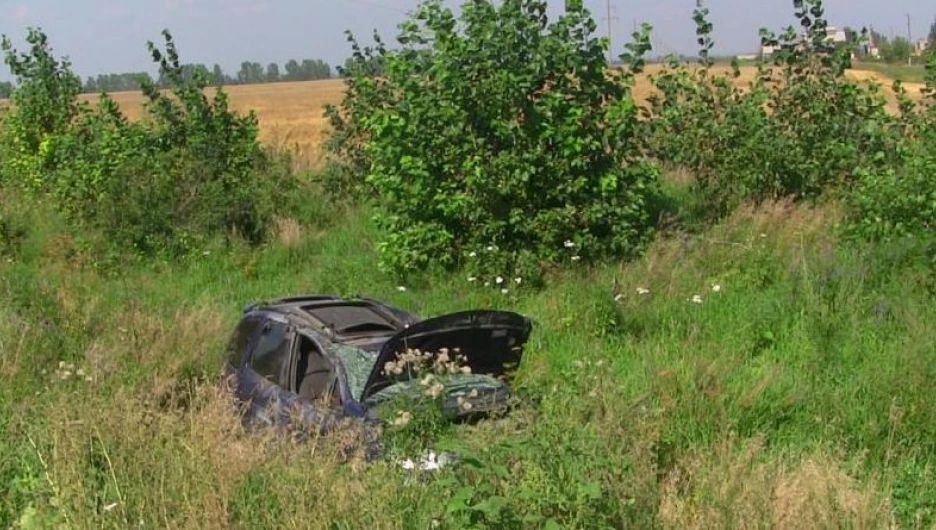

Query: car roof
left=243, top=294, right=410, bottom=343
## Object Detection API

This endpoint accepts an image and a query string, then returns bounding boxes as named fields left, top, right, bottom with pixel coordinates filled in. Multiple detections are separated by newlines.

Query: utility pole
left=906, top=13, right=913, bottom=65
left=602, top=0, right=619, bottom=64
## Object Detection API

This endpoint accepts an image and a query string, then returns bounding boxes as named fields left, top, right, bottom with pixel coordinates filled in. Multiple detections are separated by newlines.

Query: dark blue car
left=221, top=294, right=533, bottom=458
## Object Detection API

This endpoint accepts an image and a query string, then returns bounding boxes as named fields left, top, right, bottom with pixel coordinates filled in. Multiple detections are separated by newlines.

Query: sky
left=0, top=0, right=933, bottom=82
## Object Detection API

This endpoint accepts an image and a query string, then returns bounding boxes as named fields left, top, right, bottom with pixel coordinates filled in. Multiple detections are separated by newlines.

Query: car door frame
left=291, top=329, right=370, bottom=419
left=235, top=313, right=302, bottom=428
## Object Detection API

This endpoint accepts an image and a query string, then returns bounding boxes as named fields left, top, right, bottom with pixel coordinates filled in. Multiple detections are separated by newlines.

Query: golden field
left=77, top=78, right=349, bottom=168
left=1, top=64, right=924, bottom=168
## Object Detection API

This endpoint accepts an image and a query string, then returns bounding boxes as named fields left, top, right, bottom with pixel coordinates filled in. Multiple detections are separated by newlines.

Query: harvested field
left=0, top=65, right=923, bottom=168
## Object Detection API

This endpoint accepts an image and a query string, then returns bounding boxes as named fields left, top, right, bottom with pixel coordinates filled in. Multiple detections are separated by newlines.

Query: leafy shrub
left=844, top=155, right=936, bottom=242
left=330, top=0, right=659, bottom=282
left=642, top=1, right=896, bottom=218
left=322, top=32, right=387, bottom=199
left=0, top=28, right=297, bottom=258
left=842, top=69, right=936, bottom=243
left=0, top=27, right=83, bottom=192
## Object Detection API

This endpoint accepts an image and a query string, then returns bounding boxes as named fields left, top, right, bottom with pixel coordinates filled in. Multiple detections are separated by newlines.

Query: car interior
left=294, top=334, right=340, bottom=406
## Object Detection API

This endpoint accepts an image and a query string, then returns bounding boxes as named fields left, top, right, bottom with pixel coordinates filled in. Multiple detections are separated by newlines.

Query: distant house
left=759, top=25, right=848, bottom=58
left=760, top=44, right=780, bottom=57
left=915, top=38, right=930, bottom=55
left=825, top=26, right=848, bottom=45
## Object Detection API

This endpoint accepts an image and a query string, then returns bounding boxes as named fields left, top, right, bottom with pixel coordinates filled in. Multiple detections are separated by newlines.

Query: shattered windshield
left=333, top=344, right=379, bottom=400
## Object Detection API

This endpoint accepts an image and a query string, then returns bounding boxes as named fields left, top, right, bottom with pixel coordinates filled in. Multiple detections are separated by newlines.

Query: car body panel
left=361, top=310, right=532, bottom=400
left=222, top=295, right=533, bottom=459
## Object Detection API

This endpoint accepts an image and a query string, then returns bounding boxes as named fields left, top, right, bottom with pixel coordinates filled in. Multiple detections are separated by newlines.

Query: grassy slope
left=852, top=61, right=928, bottom=84
left=2, top=183, right=936, bottom=529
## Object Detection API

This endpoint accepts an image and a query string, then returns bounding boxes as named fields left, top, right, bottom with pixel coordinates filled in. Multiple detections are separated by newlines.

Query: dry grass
left=659, top=436, right=896, bottom=530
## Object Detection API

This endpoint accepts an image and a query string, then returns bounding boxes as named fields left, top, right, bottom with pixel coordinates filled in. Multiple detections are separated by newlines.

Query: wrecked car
left=221, top=294, right=533, bottom=458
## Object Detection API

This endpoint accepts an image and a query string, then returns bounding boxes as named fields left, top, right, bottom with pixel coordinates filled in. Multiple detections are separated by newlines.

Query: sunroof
left=303, top=304, right=398, bottom=335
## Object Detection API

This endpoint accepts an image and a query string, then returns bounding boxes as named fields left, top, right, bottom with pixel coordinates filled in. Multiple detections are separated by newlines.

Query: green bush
left=322, top=32, right=387, bottom=199
left=0, top=27, right=83, bottom=192
left=0, top=28, right=298, bottom=258
left=330, top=0, right=660, bottom=282
left=642, top=1, right=896, bottom=218
left=844, top=155, right=936, bottom=242
left=839, top=45, right=936, bottom=242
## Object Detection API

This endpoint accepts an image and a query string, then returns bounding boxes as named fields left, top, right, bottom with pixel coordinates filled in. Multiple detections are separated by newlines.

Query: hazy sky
left=0, top=0, right=933, bottom=81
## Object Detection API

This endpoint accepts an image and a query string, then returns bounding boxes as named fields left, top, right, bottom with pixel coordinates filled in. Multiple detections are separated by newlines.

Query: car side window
left=248, top=320, right=295, bottom=387
left=225, top=316, right=261, bottom=367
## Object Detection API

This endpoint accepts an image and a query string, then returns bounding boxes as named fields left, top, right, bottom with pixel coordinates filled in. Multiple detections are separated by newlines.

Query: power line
left=348, top=0, right=408, bottom=15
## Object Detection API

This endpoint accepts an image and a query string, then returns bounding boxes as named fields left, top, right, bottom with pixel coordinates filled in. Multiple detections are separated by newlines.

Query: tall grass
left=2, top=185, right=935, bottom=528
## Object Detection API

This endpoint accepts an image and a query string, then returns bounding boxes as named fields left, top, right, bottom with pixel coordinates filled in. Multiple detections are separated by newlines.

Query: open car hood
left=359, top=310, right=533, bottom=401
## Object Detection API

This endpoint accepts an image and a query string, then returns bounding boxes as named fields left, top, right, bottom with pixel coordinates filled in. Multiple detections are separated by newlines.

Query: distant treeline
left=81, top=58, right=334, bottom=94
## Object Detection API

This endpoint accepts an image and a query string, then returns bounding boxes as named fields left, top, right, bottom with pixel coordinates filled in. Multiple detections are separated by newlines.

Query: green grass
left=2, top=193, right=936, bottom=529
left=852, top=60, right=928, bottom=84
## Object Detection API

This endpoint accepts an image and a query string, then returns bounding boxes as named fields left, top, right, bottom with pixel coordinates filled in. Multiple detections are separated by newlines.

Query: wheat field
left=0, top=65, right=912, bottom=168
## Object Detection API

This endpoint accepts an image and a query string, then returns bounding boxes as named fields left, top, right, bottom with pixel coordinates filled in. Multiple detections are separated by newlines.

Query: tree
left=210, top=63, right=226, bottom=86
left=283, top=59, right=300, bottom=81
left=265, top=62, right=280, bottom=82
left=881, top=36, right=911, bottom=63
left=328, top=0, right=658, bottom=279
left=236, top=61, right=263, bottom=84
left=928, top=17, right=936, bottom=45
left=0, top=81, right=12, bottom=98
left=180, top=63, right=210, bottom=84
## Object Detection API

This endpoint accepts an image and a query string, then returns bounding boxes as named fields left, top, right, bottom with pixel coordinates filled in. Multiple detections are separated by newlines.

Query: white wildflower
left=691, top=294, right=703, bottom=304
left=564, top=240, right=576, bottom=248
left=501, top=288, right=509, bottom=295
left=393, top=411, right=412, bottom=427
left=514, top=277, right=522, bottom=285
left=571, top=255, right=581, bottom=262
left=496, top=276, right=504, bottom=284
left=397, top=286, right=407, bottom=292
left=486, top=245, right=495, bottom=251
left=468, top=276, right=477, bottom=283
left=422, top=452, right=441, bottom=471
left=614, top=294, right=625, bottom=302
left=469, top=251, right=477, bottom=257
left=427, top=383, right=445, bottom=399
left=712, top=284, right=722, bottom=293
left=636, top=287, right=650, bottom=295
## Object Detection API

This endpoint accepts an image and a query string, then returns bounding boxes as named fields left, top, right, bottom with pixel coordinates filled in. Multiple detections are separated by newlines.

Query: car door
left=234, top=316, right=360, bottom=436
left=235, top=316, right=301, bottom=430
